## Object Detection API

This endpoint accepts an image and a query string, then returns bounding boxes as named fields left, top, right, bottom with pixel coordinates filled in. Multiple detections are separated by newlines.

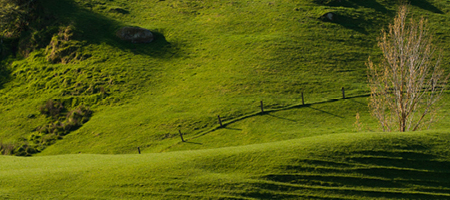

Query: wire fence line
left=176, top=88, right=371, bottom=143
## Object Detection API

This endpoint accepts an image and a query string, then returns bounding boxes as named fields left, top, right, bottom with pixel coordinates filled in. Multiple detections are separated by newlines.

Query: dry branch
left=367, top=4, right=449, bottom=132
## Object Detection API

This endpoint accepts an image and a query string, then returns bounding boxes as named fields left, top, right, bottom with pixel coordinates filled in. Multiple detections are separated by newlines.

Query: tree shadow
left=410, top=0, right=443, bottom=14
left=319, top=0, right=390, bottom=13
left=184, top=141, right=202, bottom=145
left=347, top=94, right=370, bottom=106
left=324, top=0, right=443, bottom=14
left=328, top=14, right=370, bottom=35
left=41, top=0, right=180, bottom=59
left=317, top=0, right=443, bottom=35
left=316, top=0, right=396, bottom=34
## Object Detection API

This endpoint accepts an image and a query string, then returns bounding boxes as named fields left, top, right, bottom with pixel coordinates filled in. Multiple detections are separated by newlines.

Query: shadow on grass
left=248, top=149, right=450, bottom=199
left=0, top=38, right=16, bottom=89
left=329, top=14, right=370, bottom=35
left=41, top=0, right=181, bottom=59
left=318, top=0, right=390, bottom=13
left=307, top=107, right=344, bottom=118
left=316, top=0, right=396, bottom=35
left=244, top=179, right=450, bottom=199
left=349, top=150, right=450, bottom=173
left=0, top=62, right=10, bottom=90
left=179, top=94, right=368, bottom=145
left=184, top=141, right=202, bottom=145
left=318, top=0, right=443, bottom=35
left=241, top=189, right=348, bottom=200
left=347, top=97, right=367, bottom=106
left=410, top=0, right=443, bottom=14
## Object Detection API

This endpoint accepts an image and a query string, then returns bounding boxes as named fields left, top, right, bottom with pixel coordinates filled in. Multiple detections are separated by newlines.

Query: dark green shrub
left=45, top=25, right=90, bottom=64
left=39, top=99, right=64, bottom=119
left=66, top=105, right=92, bottom=124
left=0, top=142, right=15, bottom=155
left=30, top=104, right=93, bottom=152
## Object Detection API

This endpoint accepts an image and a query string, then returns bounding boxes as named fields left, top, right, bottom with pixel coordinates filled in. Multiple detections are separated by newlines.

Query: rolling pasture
left=1, top=0, right=450, bottom=199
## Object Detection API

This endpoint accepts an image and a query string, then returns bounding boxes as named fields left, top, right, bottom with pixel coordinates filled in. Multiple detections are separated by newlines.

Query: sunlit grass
left=2, top=131, right=450, bottom=199
left=0, top=0, right=450, bottom=198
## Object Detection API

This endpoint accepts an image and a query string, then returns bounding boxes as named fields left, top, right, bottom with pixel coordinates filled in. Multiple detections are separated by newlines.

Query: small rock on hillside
left=116, top=27, right=154, bottom=43
left=320, top=12, right=336, bottom=21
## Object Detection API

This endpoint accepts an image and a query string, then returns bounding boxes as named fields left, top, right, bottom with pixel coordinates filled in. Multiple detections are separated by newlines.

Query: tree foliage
left=367, top=3, right=449, bottom=132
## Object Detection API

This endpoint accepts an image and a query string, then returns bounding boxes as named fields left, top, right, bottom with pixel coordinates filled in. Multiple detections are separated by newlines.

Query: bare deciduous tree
left=367, top=3, right=449, bottom=132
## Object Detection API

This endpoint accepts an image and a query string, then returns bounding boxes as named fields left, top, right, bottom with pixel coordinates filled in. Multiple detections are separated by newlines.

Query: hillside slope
left=0, top=0, right=449, bottom=155
left=1, top=131, right=450, bottom=199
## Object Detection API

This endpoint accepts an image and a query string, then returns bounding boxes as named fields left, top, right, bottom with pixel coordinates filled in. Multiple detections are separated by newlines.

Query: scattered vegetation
left=45, top=25, right=91, bottom=64
left=28, top=100, right=93, bottom=154
left=1, top=99, right=92, bottom=156
left=0, top=141, right=14, bottom=155
left=39, top=99, right=64, bottom=119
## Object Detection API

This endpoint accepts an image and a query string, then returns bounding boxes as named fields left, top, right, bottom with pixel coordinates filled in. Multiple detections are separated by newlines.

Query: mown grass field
left=1, top=0, right=450, bottom=199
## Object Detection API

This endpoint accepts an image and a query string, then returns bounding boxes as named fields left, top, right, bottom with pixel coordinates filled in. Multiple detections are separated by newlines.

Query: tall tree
left=367, top=3, right=448, bottom=132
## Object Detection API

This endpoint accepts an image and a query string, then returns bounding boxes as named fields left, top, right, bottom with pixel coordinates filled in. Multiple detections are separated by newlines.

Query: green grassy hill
left=1, top=0, right=450, bottom=198
left=2, top=131, right=450, bottom=199
left=1, top=0, right=448, bottom=155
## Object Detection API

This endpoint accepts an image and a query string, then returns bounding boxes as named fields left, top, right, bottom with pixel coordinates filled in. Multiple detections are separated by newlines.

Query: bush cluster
left=45, top=25, right=90, bottom=64
left=38, top=105, right=92, bottom=135
left=27, top=100, right=93, bottom=154
left=39, top=99, right=65, bottom=119
left=0, top=142, right=15, bottom=155
left=0, top=141, right=40, bottom=156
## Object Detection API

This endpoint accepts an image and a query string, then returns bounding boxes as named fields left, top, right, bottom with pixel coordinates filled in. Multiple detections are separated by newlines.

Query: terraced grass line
left=263, top=173, right=402, bottom=187
left=255, top=179, right=450, bottom=198
left=252, top=170, right=450, bottom=199
left=262, top=172, right=450, bottom=191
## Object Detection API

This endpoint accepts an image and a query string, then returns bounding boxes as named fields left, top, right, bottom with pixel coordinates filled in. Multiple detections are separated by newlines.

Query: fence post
left=137, top=147, right=141, bottom=154
left=179, top=130, right=185, bottom=142
left=260, top=100, right=264, bottom=113
left=218, top=115, right=223, bottom=127
left=342, top=87, right=345, bottom=99
left=301, top=92, right=304, bottom=105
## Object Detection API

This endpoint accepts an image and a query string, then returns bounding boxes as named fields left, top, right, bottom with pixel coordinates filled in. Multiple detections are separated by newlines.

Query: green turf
left=1, top=0, right=450, bottom=198
left=2, top=131, right=450, bottom=199
left=1, top=0, right=448, bottom=154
